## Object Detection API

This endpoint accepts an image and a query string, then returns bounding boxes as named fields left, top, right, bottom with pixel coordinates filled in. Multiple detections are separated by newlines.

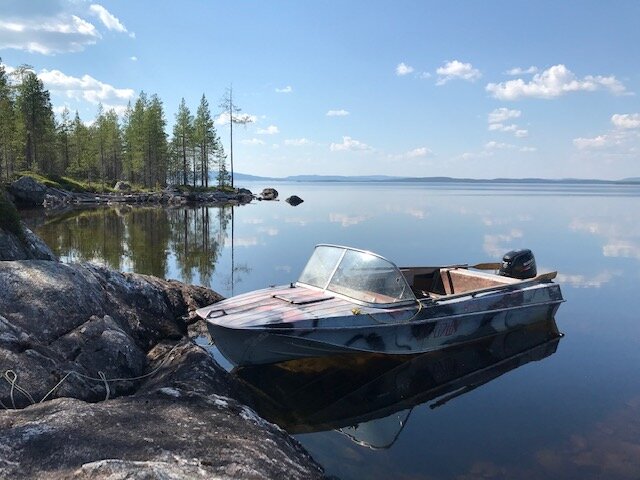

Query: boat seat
left=440, top=268, right=519, bottom=295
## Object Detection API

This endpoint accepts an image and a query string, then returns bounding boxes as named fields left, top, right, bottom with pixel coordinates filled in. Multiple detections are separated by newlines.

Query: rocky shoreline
left=0, top=212, right=324, bottom=478
left=6, top=176, right=256, bottom=209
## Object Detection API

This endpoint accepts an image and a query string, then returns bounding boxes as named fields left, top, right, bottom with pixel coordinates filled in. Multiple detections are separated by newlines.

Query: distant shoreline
left=235, top=173, right=640, bottom=186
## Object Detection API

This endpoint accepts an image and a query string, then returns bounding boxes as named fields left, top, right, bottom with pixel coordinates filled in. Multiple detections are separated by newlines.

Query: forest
left=0, top=61, right=231, bottom=190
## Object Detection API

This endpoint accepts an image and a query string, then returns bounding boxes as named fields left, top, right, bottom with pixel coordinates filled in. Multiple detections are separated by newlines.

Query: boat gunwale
left=205, top=297, right=564, bottom=332
left=430, top=271, right=559, bottom=303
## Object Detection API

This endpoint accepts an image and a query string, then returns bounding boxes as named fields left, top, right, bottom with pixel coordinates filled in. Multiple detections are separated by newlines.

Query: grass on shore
left=8, top=171, right=240, bottom=195
left=14, top=171, right=119, bottom=193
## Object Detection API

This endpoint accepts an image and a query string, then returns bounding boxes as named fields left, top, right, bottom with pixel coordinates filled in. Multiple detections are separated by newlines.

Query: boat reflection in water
left=234, top=313, right=562, bottom=449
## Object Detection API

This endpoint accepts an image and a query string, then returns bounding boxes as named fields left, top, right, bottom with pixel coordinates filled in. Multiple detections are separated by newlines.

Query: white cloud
left=572, top=114, right=640, bottom=154
left=573, top=135, right=609, bottom=149
left=330, top=136, right=372, bottom=152
left=52, top=105, right=68, bottom=115
left=284, top=138, right=311, bottom=146
left=396, top=62, right=414, bottom=76
left=404, top=147, right=432, bottom=158
left=100, top=103, right=127, bottom=116
left=436, top=60, right=481, bottom=85
left=0, top=15, right=100, bottom=54
left=488, top=107, right=521, bottom=124
left=275, top=85, right=292, bottom=93
left=489, top=124, right=528, bottom=137
left=89, top=4, right=130, bottom=35
left=611, top=113, right=640, bottom=129
left=257, top=125, right=279, bottom=135
left=488, top=108, right=528, bottom=137
left=0, top=2, right=133, bottom=55
left=520, top=146, right=536, bottom=152
left=489, top=123, right=519, bottom=133
left=326, top=109, right=349, bottom=117
left=486, top=64, right=627, bottom=100
left=505, top=66, right=538, bottom=76
left=215, top=112, right=257, bottom=126
left=484, top=141, right=514, bottom=150
left=130, top=56, right=137, bottom=61
left=242, top=138, right=265, bottom=145
left=37, top=68, right=134, bottom=105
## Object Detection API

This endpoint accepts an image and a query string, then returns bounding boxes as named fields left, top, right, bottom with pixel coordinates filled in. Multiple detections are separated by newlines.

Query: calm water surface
left=23, top=182, right=640, bottom=479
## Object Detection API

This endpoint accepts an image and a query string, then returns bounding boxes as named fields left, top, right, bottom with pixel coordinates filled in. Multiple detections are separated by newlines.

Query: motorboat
left=233, top=318, right=562, bottom=446
left=196, top=244, right=564, bottom=366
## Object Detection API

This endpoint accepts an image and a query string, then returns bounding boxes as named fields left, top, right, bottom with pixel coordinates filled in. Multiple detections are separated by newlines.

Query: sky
left=0, top=0, right=639, bottom=180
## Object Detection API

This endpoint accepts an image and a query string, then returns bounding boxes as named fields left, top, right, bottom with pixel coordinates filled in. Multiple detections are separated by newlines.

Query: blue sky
left=1, top=0, right=639, bottom=179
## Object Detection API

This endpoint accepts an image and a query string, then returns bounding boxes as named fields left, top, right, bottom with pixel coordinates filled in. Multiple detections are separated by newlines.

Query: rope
left=1, top=342, right=183, bottom=410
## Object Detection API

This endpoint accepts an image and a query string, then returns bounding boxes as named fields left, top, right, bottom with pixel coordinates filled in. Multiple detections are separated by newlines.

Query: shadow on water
left=233, top=316, right=561, bottom=449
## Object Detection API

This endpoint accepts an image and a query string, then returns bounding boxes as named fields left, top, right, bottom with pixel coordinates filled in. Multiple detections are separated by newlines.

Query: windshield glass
left=298, top=245, right=415, bottom=304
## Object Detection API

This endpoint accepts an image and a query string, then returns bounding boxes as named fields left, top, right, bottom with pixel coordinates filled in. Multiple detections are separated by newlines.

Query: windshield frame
left=297, top=244, right=416, bottom=307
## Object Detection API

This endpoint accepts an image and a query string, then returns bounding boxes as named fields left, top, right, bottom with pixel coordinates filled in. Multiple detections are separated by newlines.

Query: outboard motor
left=499, top=249, right=537, bottom=279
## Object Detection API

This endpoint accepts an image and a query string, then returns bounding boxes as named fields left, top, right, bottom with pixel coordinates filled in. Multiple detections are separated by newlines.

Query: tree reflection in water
left=25, top=205, right=240, bottom=288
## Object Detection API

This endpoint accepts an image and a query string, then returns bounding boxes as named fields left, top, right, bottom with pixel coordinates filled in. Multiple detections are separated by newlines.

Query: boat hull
left=207, top=298, right=562, bottom=366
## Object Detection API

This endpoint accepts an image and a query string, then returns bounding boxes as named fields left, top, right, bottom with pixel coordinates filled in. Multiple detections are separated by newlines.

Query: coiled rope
left=1, top=342, right=183, bottom=410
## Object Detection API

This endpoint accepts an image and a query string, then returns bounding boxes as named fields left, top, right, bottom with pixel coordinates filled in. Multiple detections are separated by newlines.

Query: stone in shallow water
left=286, top=195, right=304, bottom=206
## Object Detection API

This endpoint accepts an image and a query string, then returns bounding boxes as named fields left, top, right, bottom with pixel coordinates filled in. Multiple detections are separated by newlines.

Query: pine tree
left=68, top=111, right=93, bottom=180
left=173, top=98, right=193, bottom=186
left=145, top=95, right=168, bottom=188
left=194, top=94, right=216, bottom=188
left=0, top=61, right=16, bottom=179
left=14, top=68, right=56, bottom=173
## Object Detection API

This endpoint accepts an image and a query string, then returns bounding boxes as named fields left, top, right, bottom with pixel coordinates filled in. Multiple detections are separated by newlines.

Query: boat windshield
left=298, top=245, right=415, bottom=305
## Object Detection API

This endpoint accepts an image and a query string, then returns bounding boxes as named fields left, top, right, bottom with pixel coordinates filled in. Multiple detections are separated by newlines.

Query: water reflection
left=234, top=317, right=561, bottom=448
left=22, top=205, right=234, bottom=285
left=18, top=182, right=640, bottom=479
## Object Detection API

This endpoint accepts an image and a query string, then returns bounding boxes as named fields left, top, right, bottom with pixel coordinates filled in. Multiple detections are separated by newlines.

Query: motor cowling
left=499, top=249, right=537, bottom=279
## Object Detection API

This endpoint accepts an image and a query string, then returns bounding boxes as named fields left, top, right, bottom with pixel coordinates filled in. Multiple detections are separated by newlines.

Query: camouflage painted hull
left=198, top=280, right=563, bottom=366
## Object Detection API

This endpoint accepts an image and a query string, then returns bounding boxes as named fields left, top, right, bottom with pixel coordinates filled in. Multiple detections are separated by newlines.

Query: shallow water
left=23, top=181, right=640, bottom=479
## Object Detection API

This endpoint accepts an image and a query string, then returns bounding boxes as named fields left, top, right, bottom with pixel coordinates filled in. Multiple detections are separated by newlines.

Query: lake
left=22, top=181, right=640, bottom=479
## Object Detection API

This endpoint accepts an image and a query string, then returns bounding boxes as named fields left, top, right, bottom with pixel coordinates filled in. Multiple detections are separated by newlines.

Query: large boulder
left=260, top=187, right=278, bottom=201
left=8, top=176, right=47, bottom=206
left=0, top=340, right=324, bottom=479
left=0, top=261, right=221, bottom=407
left=0, top=224, right=326, bottom=478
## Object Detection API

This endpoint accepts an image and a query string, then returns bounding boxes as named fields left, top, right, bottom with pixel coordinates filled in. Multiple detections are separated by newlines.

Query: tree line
left=0, top=61, right=231, bottom=189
